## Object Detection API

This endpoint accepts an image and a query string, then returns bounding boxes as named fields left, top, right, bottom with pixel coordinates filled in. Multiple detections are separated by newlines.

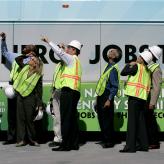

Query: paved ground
left=0, top=141, right=164, bottom=164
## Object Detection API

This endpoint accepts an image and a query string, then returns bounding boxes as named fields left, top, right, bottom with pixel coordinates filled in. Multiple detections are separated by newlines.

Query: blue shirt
left=1, top=39, right=19, bottom=70
left=104, top=63, right=119, bottom=100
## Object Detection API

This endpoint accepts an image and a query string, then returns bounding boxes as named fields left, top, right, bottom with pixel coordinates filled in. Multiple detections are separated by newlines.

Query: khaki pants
left=52, top=89, right=62, bottom=143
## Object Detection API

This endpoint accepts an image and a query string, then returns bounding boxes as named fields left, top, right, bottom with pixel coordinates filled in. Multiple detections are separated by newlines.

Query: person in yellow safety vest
left=95, top=48, right=122, bottom=148
left=48, top=43, right=65, bottom=148
left=0, top=32, right=38, bottom=145
left=41, top=37, right=82, bottom=151
left=13, top=53, right=43, bottom=147
left=119, top=51, right=152, bottom=153
left=146, top=46, right=162, bottom=149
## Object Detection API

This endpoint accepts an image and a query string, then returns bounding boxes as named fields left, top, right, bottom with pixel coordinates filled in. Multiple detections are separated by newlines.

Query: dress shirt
left=49, top=41, right=74, bottom=67
left=104, top=63, right=119, bottom=101
left=1, top=39, right=19, bottom=70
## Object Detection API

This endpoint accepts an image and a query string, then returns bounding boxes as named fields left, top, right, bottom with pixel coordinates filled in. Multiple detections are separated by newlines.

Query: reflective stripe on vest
left=52, top=62, right=62, bottom=89
left=148, top=63, right=159, bottom=73
left=60, top=56, right=81, bottom=92
left=124, top=64, right=151, bottom=100
left=95, top=64, right=121, bottom=96
left=10, top=61, right=19, bottom=81
left=13, top=65, right=41, bottom=97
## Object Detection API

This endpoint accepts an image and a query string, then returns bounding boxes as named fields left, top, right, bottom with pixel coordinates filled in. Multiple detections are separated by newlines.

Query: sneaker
left=16, top=141, right=26, bottom=147
left=29, top=141, right=40, bottom=147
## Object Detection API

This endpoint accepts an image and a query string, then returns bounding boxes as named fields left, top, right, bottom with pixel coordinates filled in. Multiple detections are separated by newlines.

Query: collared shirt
left=1, top=39, right=19, bottom=70
left=104, top=63, right=119, bottom=100
left=147, top=62, right=162, bottom=106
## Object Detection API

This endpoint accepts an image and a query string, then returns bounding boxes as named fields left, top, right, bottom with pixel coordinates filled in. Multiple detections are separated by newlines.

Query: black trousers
left=16, top=94, right=37, bottom=143
left=145, top=109, right=159, bottom=145
left=97, top=90, right=114, bottom=143
left=60, top=87, right=80, bottom=149
left=6, top=97, right=17, bottom=141
left=126, top=96, right=148, bottom=151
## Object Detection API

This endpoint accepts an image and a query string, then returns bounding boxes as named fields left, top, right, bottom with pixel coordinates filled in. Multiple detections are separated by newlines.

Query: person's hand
left=26, top=51, right=36, bottom=57
left=58, top=43, right=65, bottom=50
left=41, top=36, right=49, bottom=43
left=129, top=61, right=137, bottom=66
left=149, top=104, right=155, bottom=110
left=104, top=99, right=111, bottom=109
left=0, top=32, right=6, bottom=40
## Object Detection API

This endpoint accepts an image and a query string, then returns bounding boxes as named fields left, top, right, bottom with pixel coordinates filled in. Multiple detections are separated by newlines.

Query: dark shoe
left=71, top=145, right=79, bottom=150
left=2, top=140, right=16, bottom=145
left=102, top=142, right=114, bottom=148
left=137, top=148, right=148, bottom=152
left=16, top=141, right=26, bottom=147
left=136, top=146, right=148, bottom=152
left=52, top=146, right=71, bottom=151
left=136, top=145, right=148, bottom=152
left=48, top=141, right=61, bottom=147
left=29, top=141, right=40, bottom=147
left=119, top=147, right=136, bottom=153
left=149, top=144, right=160, bottom=149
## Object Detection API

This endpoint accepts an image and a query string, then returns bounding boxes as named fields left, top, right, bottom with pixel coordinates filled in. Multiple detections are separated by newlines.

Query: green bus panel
left=0, top=82, right=164, bottom=132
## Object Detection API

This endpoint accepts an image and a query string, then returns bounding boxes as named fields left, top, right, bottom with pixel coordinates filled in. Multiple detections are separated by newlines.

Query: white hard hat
left=68, top=40, right=82, bottom=51
left=139, top=51, right=153, bottom=65
left=148, top=46, right=162, bottom=60
left=4, top=85, right=15, bottom=99
left=34, top=109, right=43, bottom=121
left=46, top=103, right=54, bottom=115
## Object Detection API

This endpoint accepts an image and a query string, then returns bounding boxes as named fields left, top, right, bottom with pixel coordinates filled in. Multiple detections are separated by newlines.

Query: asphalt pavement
left=0, top=141, right=164, bottom=164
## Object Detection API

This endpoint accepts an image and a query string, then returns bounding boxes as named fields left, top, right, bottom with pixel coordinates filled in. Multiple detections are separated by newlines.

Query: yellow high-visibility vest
left=52, top=62, right=62, bottom=89
left=95, top=64, right=121, bottom=97
left=10, top=61, right=19, bottom=81
left=148, top=63, right=159, bottom=73
left=60, top=56, right=82, bottom=92
left=124, top=63, right=151, bottom=100
left=13, top=65, right=41, bottom=97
